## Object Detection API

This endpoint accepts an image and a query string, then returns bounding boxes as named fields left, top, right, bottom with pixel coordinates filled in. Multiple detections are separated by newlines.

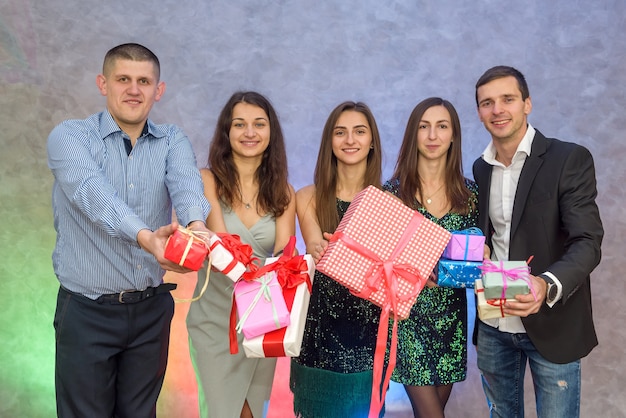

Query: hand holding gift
left=478, top=259, right=542, bottom=319
left=500, top=274, right=548, bottom=317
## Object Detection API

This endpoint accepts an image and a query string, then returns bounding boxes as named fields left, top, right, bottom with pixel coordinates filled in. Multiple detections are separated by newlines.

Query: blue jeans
left=476, top=321, right=581, bottom=418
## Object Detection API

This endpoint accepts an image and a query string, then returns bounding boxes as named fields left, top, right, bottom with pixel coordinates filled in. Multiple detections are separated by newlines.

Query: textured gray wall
left=1, top=0, right=625, bottom=416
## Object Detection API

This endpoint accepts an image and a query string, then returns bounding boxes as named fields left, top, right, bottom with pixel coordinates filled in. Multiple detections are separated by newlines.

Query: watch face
left=548, top=283, right=557, bottom=301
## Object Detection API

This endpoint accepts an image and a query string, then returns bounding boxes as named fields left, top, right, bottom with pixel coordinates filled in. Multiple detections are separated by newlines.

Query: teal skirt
left=290, top=360, right=384, bottom=418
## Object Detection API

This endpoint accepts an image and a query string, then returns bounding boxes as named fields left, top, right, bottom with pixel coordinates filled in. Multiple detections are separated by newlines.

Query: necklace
left=423, top=183, right=445, bottom=205
left=240, top=189, right=258, bottom=209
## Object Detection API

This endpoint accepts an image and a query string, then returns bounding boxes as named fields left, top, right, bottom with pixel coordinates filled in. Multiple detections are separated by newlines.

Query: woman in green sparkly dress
left=289, top=101, right=384, bottom=417
left=383, top=97, right=479, bottom=418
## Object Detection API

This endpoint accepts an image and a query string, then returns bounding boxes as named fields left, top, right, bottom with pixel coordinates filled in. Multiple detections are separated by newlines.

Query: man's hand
left=502, top=274, right=548, bottom=317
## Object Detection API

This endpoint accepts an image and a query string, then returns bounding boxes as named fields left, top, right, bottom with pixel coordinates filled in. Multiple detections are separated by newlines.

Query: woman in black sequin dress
left=289, top=101, right=384, bottom=418
left=384, top=97, right=479, bottom=418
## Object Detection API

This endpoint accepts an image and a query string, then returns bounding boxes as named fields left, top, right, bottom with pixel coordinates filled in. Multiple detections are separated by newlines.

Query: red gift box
left=316, top=185, right=451, bottom=418
left=164, top=227, right=209, bottom=271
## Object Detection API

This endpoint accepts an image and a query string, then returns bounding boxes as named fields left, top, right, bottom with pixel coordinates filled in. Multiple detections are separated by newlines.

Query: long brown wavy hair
left=314, top=101, right=383, bottom=233
left=208, top=91, right=290, bottom=217
left=392, top=97, right=473, bottom=215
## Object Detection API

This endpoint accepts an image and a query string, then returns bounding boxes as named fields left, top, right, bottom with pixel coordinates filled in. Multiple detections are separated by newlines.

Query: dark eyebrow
left=419, top=120, right=449, bottom=124
left=335, top=124, right=368, bottom=129
left=232, top=117, right=268, bottom=122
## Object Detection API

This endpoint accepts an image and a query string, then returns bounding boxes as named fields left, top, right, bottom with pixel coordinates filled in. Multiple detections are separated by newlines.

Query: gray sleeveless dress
left=187, top=204, right=277, bottom=418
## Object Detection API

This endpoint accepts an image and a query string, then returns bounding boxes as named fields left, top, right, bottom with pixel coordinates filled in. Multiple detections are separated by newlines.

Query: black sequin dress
left=384, top=177, right=479, bottom=386
left=290, top=199, right=383, bottom=418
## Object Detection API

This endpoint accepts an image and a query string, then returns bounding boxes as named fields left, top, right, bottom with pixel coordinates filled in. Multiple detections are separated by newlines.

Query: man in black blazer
left=472, top=66, right=603, bottom=418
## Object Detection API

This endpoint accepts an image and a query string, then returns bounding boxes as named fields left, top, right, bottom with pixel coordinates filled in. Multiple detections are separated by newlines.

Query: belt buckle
left=118, top=290, right=132, bottom=304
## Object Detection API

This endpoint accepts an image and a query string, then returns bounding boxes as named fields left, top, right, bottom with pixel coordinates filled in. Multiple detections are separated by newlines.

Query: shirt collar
left=99, top=109, right=163, bottom=141
left=482, top=123, right=536, bottom=165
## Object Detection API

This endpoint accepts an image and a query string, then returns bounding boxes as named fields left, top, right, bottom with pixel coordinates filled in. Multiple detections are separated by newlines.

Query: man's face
left=476, top=76, right=532, bottom=145
left=96, top=58, right=164, bottom=135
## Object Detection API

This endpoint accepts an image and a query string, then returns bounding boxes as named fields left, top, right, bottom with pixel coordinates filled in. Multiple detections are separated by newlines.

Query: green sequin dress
left=384, top=177, right=479, bottom=386
left=290, top=199, right=383, bottom=418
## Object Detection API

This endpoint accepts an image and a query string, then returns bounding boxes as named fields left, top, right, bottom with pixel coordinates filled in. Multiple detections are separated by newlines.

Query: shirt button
left=129, top=183, right=134, bottom=189
left=137, top=264, right=142, bottom=270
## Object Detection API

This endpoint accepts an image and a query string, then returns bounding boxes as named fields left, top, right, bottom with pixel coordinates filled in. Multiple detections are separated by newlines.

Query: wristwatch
left=540, top=274, right=558, bottom=304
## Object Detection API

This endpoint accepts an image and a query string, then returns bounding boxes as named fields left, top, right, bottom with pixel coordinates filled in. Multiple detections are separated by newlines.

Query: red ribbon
left=327, top=213, right=427, bottom=418
left=216, top=233, right=260, bottom=275
left=477, top=287, right=507, bottom=317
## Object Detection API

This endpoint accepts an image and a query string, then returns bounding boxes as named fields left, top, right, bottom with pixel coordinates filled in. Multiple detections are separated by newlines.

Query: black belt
left=96, top=283, right=177, bottom=304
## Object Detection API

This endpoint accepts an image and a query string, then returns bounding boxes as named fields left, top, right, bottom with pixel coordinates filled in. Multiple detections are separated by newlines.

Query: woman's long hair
left=208, top=91, right=290, bottom=217
left=392, top=97, right=473, bottom=214
left=314, top=101, right=382, bottom=233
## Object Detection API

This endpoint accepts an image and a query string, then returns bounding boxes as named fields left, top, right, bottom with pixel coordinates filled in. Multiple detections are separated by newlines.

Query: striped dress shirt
left=47, top=110, right=210, bottom=299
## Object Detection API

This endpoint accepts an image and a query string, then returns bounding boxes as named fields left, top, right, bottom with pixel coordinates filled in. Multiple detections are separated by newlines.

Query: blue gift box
left=437, top=259, right=482, bottom=288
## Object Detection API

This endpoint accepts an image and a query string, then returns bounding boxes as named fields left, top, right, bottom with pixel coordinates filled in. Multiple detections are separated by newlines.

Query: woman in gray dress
left=187, top=91, right=296, bottom=418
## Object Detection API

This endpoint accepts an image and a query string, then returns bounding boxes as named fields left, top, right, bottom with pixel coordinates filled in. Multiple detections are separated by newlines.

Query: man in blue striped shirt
left=47, top=43, right=212, bottom=417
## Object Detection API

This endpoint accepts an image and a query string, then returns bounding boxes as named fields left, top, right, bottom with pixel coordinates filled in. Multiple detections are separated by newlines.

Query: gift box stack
left=166, top=229, right=315, bottom=358
left=316, top=185, right=451, bottom=418
left=229, top=236, right=316, bottom=358
left=475, top=260, right=533, bottom=320
left=436, top=227, right=485, bottom=289
left=241, top=245, right=315, bottom=358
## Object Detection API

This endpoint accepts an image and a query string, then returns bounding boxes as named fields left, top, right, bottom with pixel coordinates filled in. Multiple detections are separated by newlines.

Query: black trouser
left=54, top=286, right=174, bottom=418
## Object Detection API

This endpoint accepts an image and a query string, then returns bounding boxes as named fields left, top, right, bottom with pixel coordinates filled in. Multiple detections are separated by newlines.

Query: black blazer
left=472, top=129, right=603, bottom=364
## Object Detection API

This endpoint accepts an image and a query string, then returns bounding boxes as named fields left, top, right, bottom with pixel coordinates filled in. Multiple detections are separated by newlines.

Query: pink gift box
left=442, top=227, right=485, bottom=261
left=243, top=253, right=315, bottom=357
left=233, top=271, right=291, bottom=340
left=316, top=186, right=451, bottom=320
